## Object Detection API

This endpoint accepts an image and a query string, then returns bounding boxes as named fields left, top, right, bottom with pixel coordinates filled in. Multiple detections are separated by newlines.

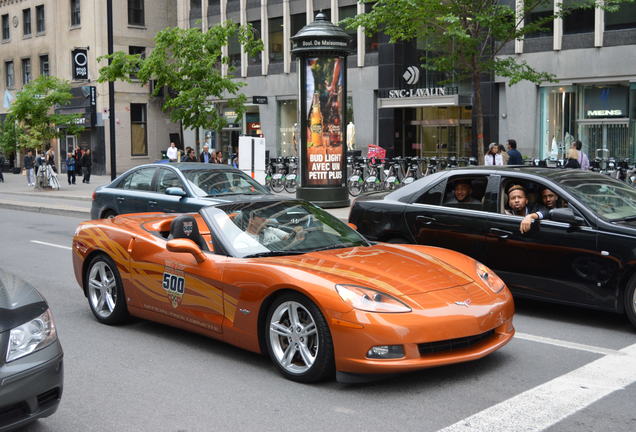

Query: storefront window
left=539, top=87, right=576, bottom=159
left=189, top=0, right=202, bottom=28
left=578, top=84, right=631, bottom=160
left=563, top=0, right=594, bottom=34
left=269, top=17, right=283, bottom=64
left=412, top=106, right=472, bottom=158
left=278, top=100, right=298, bottom=156
left=339, top=5, right=357, bottom=52
left=131, top=103, right=147, bottom=156
left=606, top=2, right=636, bottom=30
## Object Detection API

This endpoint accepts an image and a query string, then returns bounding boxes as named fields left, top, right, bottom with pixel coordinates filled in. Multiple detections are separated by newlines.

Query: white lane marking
left=438, top=343, right=636, bottom=432
left=515, top=332, right=624, bottom=356
left=30, top=240, right=72, bottom=250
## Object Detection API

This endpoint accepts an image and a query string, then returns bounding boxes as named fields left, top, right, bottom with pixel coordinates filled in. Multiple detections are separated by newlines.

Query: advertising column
left=291, top=13, right=351, bottom=208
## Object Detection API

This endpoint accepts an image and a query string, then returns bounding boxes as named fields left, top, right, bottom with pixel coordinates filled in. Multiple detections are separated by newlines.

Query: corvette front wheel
left=266, top=293, right=334, bottom=382
left=86, top=254, right=129, bottom=325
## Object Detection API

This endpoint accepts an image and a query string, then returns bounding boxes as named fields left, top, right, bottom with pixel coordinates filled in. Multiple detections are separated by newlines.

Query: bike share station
left=291, top=13, right=352, bottom=208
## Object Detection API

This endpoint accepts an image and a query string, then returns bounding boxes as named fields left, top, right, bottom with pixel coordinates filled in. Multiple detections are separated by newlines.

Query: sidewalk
left=0, top=170, right=351, bottom=220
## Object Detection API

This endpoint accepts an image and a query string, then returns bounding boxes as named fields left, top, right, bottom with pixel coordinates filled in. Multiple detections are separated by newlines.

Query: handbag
left=21, top=168, right=26, bottom=176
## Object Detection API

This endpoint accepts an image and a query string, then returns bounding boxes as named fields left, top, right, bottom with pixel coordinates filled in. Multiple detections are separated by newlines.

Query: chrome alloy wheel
left=88, top=261, right=118, bottom=319
left=269, top=301, right=318, bottom=374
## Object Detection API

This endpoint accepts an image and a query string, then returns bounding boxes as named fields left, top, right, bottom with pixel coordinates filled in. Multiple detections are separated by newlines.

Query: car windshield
left=560, top=176, right=636, bottom=221
left=181, top=170, right=268, bottom=197
left=201, top=200, right=370, bottom=258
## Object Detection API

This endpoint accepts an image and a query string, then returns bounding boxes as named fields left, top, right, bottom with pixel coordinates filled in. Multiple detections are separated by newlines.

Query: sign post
left=291, top=13, right=351, bottom=208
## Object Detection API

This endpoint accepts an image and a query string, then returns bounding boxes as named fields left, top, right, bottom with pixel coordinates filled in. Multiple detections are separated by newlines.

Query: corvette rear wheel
left=625, top=275, right=636, bottom=328
left=86, top=254, right=128, bottom=325
left=266, top=293, right=334, bottom=382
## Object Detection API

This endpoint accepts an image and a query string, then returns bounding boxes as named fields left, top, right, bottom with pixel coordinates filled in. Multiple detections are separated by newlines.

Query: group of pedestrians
left=484, top=138, right=590, bottom=169
left=168, top=142, right=226, bottom=164
left=21, top=147, right=92, bottom=187
left=65, top=147, right=92, bottom=185
left=484, top=139, right=523, bottom=166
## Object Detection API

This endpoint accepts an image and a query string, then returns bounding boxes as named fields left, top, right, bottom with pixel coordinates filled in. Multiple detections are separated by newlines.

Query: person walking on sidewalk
left=66, top=153, right=77, bottom=185
left=24, top=151, right=35, bottom=186
left=81, top=149, right=92, bottom=183
left=0, top=154, right=4, bottom=182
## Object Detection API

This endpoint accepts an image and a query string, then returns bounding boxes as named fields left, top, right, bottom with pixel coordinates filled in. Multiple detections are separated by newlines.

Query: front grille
left=0, top=401, right=29, bottom=425
left=37, top=388, right=61, bottom=408
left=418, top=330, right=496, bottom=355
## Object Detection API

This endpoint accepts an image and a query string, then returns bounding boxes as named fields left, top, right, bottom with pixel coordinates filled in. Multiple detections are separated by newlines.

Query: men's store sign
left=72, top=49, right=89, bottom=80
left=380, top=87, right=459, bottom=99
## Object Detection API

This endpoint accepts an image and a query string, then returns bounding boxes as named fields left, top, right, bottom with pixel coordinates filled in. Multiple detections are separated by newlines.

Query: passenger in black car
left=504, top=184, right=546, bottom=233
left=541, top=187, right=562, bottom=210
left=447, top=180, right=481, bottom=205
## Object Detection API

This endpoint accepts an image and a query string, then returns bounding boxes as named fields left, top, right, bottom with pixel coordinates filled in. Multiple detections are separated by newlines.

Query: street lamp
left=107, top=0, right=116, bottom=180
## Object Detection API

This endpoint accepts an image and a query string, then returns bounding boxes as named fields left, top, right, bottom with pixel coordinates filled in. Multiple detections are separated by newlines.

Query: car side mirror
left=549, top=208, right=584, bottom=226
left=165, top=187, right=187, bottom=197
left=166, top=239, right=207, bottom=263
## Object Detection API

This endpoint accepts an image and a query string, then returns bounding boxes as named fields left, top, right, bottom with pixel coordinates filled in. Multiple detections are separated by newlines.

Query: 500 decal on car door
left=163, top=272, right=185, bottom=308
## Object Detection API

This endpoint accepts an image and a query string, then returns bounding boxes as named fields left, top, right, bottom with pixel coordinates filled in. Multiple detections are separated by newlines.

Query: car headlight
left=335, top=284, right=411, bottom=313
left=476, top=262, right=505, bottom=294
left=6, top=309, right=57, bottom=363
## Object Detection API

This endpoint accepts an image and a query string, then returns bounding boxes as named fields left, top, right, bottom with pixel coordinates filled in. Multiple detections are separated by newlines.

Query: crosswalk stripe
left=515, top=332, right=624, bottom=356
left=437, top=343, right=636, bottom=432
left=30, top=240, right=72, bottom=250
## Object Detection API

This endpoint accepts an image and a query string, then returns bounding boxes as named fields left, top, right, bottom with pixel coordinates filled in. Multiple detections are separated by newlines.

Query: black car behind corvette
left=0, top=269, right=63, bottom=431
left=349, top=166, right=636, bottom=328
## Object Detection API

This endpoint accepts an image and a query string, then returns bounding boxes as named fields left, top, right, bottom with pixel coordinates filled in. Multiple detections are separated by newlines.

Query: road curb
left=0, top=200, right=90, bottom=219
left=0, top=190, right=93, bottom=202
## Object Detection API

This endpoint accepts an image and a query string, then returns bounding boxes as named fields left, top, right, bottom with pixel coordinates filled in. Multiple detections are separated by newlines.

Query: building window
left=40, top=54, right=49, bottom=76
left=563, top=0, right=594, bottom=34
left=22, top=58, right=32, bottom=85
left=364, top=4, right=378, bottom=52
left=539, top=87, right=577, bottom=159
left=128, top=0, right=145, bottom=26
left=606, top=2, right=636, bottom=30
left=268, top=16, right=283, bottom=64
left=71, top=0, right=81, bottom=27
left=525, top=3, right=553, bottom=38
left=128, top=46, right=145, bottom=79
left=2, top=14, right=9, bottom=40
left=248, top=20, right=261, bottom=67
left=23, top=9, right=32, bottom=36
left=228, top=35, right=240, bottom=74
left=290, top=13, right=305, bottom=41
left=131, top=103, right=147, bottom=156
left=189, top=0, right=201, bottom=29
left=5, top=61, right=14, bottom=88
left=338, top=6, right=358, bottom=52
left=36, top=5, right=45, bottom=33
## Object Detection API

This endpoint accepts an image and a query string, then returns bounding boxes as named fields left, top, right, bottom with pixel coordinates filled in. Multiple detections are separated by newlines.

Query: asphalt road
left=1, top=208, right=635, bottom=432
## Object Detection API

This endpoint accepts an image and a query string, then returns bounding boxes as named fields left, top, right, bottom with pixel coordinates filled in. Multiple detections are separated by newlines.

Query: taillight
left=91, top=192, right=96, bottom=200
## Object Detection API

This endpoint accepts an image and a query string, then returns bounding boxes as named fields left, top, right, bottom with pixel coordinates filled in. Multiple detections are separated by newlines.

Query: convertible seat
left=169, top=214, right=208, bottom=251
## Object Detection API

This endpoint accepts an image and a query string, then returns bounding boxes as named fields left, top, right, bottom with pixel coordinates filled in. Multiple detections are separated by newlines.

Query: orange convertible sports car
left=72, top=198, right=514, bottom=382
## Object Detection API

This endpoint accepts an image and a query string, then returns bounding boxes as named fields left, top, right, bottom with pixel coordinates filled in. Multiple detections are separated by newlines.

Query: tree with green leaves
left=346, top=0, right=625, bottom=161
left=1, top=75, right=84, bottom=153
left=97, top=22, right=262, bottom=147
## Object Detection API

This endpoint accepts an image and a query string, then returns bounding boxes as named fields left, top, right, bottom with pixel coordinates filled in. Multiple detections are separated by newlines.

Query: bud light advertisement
left=304, top=57, right=344, bottom=186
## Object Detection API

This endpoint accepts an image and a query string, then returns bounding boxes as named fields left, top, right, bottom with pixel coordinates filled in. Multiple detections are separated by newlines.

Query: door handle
left=488, top=228, right=513, bottom=239
left=148, top=200, right=158, bottom=206
left=416, top=215, right=437, bottom=225
left=116, top=197, right=125, bottom=202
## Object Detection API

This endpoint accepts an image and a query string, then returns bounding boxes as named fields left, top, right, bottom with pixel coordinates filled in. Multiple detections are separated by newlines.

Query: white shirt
left=167, top=146, right=178, bottom=160
left=484, top=153, right=504, bottom=166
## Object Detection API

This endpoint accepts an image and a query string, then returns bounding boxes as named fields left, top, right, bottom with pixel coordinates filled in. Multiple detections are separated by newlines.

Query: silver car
left=0, top=269, right=63, bottom=431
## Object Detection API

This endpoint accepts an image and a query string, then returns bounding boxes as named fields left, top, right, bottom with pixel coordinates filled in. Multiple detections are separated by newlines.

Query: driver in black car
left=244, top=210, right=305, bottom=246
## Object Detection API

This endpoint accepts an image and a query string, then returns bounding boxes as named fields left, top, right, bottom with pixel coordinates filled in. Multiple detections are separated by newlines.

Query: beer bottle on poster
left=309, top=92, right=323, bottom=148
